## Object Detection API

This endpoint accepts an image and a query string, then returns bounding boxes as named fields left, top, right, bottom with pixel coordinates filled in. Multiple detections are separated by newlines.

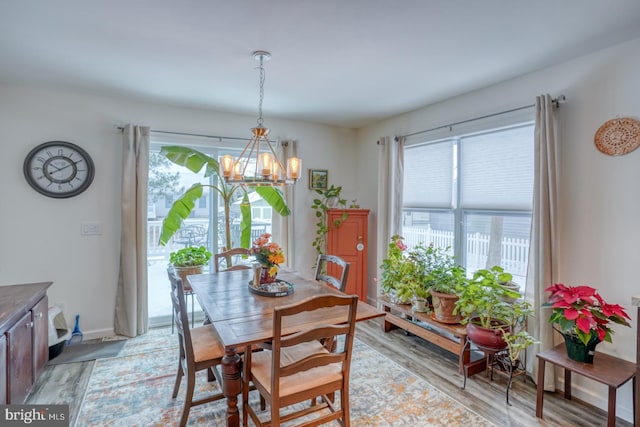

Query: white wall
left=0, top=83, right=356, bottom=337
left=356, top=37, right=640, bottom=421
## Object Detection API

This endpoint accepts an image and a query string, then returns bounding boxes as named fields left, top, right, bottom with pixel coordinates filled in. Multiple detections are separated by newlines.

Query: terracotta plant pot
left=430, top=290, right=461, bottom=324
left=466, top=317, right=510, bottom=351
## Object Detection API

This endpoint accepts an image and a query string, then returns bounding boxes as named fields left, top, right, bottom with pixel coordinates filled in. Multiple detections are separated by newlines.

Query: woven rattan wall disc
left=594, top=117, right=640, bottom=156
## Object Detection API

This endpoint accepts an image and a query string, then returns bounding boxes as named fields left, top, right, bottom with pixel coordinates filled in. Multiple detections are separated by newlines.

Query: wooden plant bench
left=378, top=295, right=470, bottom=373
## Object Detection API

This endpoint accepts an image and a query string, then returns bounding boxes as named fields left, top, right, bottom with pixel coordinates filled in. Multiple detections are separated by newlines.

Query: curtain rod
left=116, top=126, right=251, bottom=142
left=394, top=95, right=566, bottom=141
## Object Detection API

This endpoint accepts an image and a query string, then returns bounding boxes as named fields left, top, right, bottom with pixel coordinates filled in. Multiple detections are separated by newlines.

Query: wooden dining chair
left=168, top=268, right=225, bottom=427
left=315, top=254, right=350, bottom=292
left=242, top=294, right=359, bottom=427
left=214, top=247, right=252, bottom=272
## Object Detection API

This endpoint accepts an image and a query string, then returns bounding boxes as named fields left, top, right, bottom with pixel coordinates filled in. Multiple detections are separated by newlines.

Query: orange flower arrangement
left=250, top=233, right=285, bottom=276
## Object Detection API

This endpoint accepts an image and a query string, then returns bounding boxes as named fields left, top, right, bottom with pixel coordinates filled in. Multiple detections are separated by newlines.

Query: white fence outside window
left=402, top=226, right=529, bottom=282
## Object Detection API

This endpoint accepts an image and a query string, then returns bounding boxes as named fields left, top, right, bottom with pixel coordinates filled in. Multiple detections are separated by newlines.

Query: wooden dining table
left=188, top=268, right=385, bottom=427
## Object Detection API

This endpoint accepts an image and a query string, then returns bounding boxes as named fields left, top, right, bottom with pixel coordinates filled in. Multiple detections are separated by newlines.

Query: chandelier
left=221, top=51, right=302, bottom=186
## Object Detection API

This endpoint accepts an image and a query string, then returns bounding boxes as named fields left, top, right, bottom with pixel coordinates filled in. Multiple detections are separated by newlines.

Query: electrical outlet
left=81, top=222, right=102, bottom=236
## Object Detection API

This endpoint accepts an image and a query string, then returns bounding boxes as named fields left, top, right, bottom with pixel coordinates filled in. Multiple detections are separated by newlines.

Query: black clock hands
left=52, top=158, right=83, bottom=174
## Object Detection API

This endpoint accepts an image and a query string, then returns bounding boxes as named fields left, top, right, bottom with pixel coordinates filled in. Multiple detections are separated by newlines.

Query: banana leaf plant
left=157, top=146, right=290, bottom=249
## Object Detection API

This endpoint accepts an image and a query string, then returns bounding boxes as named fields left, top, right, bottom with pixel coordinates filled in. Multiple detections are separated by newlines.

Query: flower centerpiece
left=543, top=283, right=631, bottom=362
left=250, top=233, right=285, bottom=283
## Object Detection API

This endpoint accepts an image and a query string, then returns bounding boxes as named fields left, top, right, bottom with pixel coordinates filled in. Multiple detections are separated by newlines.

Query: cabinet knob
left=35, top=312, right=43, bottom=318
left=26, top=321, right=34, bottom=328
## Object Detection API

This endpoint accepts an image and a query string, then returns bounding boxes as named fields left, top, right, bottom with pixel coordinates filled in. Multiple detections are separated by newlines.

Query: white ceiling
left=1, top=1, right=640, bottom=128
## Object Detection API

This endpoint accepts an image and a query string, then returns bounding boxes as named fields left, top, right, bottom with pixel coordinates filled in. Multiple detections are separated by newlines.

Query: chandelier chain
left=257, top=55, right=265, bottom=127
left=219, top=50, right=301, bottom=186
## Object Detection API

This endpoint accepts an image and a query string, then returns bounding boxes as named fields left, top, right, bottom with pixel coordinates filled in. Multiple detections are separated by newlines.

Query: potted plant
left=157, top=146, right=291, bottom=249
left=454, top=266, right=528, bottom=351
left=379, top=235, right=428, bottom=305
left=417, top=244, right=467, bottom=323
left=169, top=245, right=212, bottom=285
left=543, top=283, right=631, bottom=363
left=311, top=184, right=347, bottom=261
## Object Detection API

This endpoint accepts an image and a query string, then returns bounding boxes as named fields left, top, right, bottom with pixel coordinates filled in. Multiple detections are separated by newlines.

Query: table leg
left=536, top=357, right=545, bottom=418
left=636, top=307, right=640, bottom=427
left=564, top=370, right=572, bottom=400
left=381, top=306, right=395, bottom=333
left=633, top=376, right=637, bottom=427
left=607, top=386, right=616, bottom=427
left=221, top=346, right=242, bottom=427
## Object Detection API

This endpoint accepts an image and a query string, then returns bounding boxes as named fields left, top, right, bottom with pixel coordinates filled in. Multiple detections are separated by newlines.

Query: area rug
left=75, top=328, right=493, bottom=426
left=48, top=341, right=126, bottom=365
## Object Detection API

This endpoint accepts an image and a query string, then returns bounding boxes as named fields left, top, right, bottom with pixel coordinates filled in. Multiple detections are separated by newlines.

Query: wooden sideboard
left=0, top=282, right=52, bottom=403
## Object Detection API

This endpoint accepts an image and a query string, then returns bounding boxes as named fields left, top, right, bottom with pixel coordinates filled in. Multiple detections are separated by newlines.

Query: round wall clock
left=23, top=141, right=95, bottom=198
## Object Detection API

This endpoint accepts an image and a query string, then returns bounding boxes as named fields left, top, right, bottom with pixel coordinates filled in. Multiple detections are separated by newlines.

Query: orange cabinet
left=326, top=209, right=369, bottom=301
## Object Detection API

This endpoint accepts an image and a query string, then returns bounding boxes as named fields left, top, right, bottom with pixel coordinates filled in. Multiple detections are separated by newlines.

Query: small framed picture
left=309, top=169, right=328, bottom=190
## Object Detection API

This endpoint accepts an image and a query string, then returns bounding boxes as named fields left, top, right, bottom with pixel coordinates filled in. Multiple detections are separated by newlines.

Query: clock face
left=23, top=141, right=95, bottom=198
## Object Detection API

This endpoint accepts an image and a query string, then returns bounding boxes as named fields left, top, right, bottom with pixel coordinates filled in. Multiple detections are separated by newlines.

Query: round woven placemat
left=594, top=117, right=640, bottom=156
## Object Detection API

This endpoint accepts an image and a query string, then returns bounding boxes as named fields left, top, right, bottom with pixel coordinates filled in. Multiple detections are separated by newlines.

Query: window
left=402, top=122, right=534, bottom=285
left=146, top=137, right=274, bottom=326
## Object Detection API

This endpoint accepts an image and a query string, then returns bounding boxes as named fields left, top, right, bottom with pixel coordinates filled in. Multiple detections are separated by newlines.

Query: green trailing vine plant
left=311, top=184, right=348, bottom=263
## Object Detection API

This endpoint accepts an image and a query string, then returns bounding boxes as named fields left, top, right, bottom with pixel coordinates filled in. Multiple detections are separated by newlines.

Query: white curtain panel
left=525, top=94, right=558, bottom=390
left=114, top=124, right=150, bottom=337
left=273, top=139, right=297, bottom=268
left=376, top=136, right=404, bottom=292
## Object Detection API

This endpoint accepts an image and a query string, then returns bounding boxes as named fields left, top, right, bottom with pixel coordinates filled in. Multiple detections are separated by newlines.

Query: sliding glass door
left=146, top=140, right=274, bottom=327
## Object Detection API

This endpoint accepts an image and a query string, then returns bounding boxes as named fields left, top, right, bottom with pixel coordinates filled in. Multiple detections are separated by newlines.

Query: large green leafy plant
left=158, top=146, right=290, bottom=249
left=454, top=266, right=526, bottom=328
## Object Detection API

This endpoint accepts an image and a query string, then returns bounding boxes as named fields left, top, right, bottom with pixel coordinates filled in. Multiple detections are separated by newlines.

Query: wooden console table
left=632, top=295, right=640, bottom=427
left=378, top=295, right=469, bottom=373
left=536, top=344, right=636, bottom=427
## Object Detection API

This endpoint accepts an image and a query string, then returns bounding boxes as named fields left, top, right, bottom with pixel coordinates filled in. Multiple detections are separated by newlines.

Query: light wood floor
left=356, top=318, right=632, bottom=427
left=27, top=319, right=631, bottom=427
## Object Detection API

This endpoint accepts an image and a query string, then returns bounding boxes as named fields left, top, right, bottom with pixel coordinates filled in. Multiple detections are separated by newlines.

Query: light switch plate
left=81, top=222, right=102, bottom=236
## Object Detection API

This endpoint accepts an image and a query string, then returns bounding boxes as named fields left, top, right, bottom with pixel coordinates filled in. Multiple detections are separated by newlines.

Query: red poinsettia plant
left=544, top=283, right=631, bottom=345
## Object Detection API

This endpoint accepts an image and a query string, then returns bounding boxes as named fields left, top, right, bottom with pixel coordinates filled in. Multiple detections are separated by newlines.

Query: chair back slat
left=168, top=268, right=195, bottom=366
left=314, top=254, right=350, bottom=292
left=279, top=352, right=347, bottom=377
left=214, top=247, right=252, bottom=272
